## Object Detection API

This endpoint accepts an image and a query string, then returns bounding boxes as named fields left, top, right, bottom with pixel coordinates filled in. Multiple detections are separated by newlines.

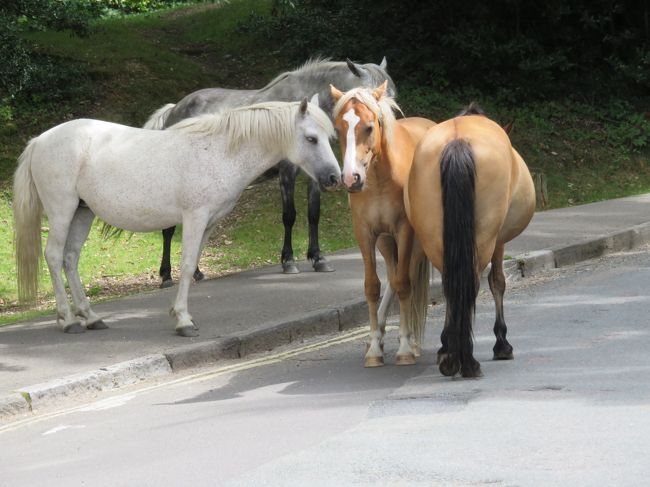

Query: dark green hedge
left=241, top=0, right=650, bottom=100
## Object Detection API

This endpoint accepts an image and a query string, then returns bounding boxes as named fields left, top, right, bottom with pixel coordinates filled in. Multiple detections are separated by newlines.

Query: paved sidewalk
left=2, top=193, right=650, bottom=419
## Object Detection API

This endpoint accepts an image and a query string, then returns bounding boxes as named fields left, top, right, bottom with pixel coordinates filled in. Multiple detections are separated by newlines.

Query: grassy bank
left=1, top=0, right=648, bottom=324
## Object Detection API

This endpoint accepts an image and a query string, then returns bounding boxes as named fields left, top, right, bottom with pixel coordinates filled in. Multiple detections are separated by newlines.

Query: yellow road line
left=0, top=325, right=397, bottom=434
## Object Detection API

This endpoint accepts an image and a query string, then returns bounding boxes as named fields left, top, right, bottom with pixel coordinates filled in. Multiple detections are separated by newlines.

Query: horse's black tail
left=439, top=138, right=481, bottom=378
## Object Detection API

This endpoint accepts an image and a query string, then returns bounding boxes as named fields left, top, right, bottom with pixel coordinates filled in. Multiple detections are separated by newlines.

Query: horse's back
left=407, top=115, right=525, bottom=270
left=165, top=88, right=257, bottom=127
left=397, top=117, right=436, bottom=145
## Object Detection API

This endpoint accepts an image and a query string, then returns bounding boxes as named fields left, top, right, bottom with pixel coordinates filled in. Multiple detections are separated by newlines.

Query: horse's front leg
left=357, top=229, right=382, bottom=367
left=279, top=162, right=299, bottom=274
left=307, top=178, right=333, bottom=272
left=172, top=213, right=210, bottom=337
left=392, top=224, right=417, bottom=365
left=489, top=242, right=514, bottom=360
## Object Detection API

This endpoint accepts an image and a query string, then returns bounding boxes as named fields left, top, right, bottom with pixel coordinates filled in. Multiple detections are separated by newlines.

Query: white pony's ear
left=380, top=56, right=387, bottom=70
left=310, top=93, right=319, bottom=106
left=299, top=97, right=309, bottom=116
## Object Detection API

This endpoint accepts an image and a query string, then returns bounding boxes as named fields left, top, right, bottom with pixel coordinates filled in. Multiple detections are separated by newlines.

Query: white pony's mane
left=332, top=86, right=402, bottom=144
left=167, top=101, right=335, bottom=151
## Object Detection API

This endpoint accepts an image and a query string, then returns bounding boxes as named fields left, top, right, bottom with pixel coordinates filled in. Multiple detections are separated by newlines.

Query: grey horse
left=143, top=58, right=396, bottom=286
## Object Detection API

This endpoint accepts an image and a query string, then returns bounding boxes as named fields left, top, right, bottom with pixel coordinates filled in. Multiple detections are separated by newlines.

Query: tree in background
left=0, top=0, right=101, bottom=122
left=246, top=0, right=650, bottom=100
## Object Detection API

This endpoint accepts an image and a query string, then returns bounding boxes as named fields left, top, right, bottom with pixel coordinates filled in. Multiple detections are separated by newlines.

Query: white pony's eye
left=306, top=136, right=318, bottom=144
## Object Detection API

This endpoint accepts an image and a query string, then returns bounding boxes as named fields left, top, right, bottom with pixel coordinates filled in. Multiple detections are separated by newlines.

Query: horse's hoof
left=282, top=261, right=300, bottom=274
left=493, top=349, right=514, bottom=360
left=439, top=355, right=460, bottom=377
left=493, top=343, right=514, bottom=360
left=461, top=359, right=483, bottom=378
left=160, top=279, right=174, bottom=289
left=364, top=356, right=384, bottom=368
left=193, top=270, right=205, bottom=282
left=87, top=319, right=108, bottom=330
left=436, top=348, right=447, bottom=365
left=412, top=345, right=421, bottom=358
left=63, top=322, right=85, bottom=334
left=312, top=258, right=334, bottom=272
left=395, top=353, right=416, bottom=366
left=176, top=325, right=199, bottom=337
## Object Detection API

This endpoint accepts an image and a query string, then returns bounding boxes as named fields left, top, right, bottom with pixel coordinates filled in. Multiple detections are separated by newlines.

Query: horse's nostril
left=329, top=174, right=339, bottom=186
left=353, top=173, right=361, bottom=184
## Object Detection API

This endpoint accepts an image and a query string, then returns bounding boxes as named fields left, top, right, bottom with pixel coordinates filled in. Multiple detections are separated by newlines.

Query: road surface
left=2, top=248, right=649, bottom=486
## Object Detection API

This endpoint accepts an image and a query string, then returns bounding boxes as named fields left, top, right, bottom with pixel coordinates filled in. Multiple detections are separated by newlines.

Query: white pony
left=13, top=97, right=340, bottom=337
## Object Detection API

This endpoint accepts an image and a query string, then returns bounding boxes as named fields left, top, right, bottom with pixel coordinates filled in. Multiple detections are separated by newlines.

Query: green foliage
left=239, top=0, right=650, bottom=100
left=96, top=0, right=196, bottom=15
left=0, top=0, right=101, bottom=114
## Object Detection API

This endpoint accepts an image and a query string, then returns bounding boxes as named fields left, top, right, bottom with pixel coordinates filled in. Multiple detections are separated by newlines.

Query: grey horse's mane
left=168, top=101, right=334, bottom=151
left=261, top=57, right=339, bottom=91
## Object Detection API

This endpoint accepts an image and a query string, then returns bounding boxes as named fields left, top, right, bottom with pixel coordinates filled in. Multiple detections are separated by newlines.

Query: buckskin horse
left=405, top=104, right=535, bottom=377
left=331, top=81, right=435, bottom=367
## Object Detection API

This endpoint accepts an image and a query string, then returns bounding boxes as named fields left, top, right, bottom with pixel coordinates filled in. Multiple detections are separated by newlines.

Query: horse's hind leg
left=159, top=227, right=175, bottom=288
left=44, top=207, right=84, bottom=334
left=279, top=161, right=299, bottom=274
left=307, top=178, right=333, bottom=272
left=63, top=207, right=106, bottom=330
left=159, top=226, right=204, bottom=288
left=489, top=242, right=514, bottom=360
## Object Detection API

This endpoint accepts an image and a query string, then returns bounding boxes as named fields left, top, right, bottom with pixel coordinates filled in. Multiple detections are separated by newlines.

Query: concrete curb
left=3, top=222, right=650, bottom=421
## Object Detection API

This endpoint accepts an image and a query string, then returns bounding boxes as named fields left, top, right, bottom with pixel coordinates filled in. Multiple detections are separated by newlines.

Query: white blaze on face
left=342, top=108, right=361, bottom=188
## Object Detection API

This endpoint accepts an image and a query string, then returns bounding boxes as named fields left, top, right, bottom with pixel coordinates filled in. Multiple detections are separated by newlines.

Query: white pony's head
left=286, top=94, right=340, bottom=191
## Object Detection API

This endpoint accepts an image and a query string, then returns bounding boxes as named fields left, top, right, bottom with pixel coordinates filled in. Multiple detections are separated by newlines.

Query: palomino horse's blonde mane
left=332, top=86, right=402, bottom=144
left=168, top=101, right=334, bottom=152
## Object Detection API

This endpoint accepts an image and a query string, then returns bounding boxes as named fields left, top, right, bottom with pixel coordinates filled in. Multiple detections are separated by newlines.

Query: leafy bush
left=238, top=0, right=650, bottom=101
left=0, top=1, right=101, bottom=108
left=94, top=0, right=196, bottom=14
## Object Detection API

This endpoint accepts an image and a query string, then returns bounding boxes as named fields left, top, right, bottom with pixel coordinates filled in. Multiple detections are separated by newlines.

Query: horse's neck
left=201, top=136, right=284, bottom=187
left=261, top=67, right=351, bottom=114
left=368, top=124, right=415, bottom=190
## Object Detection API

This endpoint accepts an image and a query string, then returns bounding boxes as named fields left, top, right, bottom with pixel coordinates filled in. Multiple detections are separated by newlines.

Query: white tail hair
left=143, top=103, right=176, bottom=130
left=13, top=138, right=43, bottom=303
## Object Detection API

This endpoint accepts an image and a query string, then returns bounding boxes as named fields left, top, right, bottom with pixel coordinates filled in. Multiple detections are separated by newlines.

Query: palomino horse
left=144, top=58, right=396, bottom=284
left=331, top=81, right=436, bottom=367
left=405, top=104, right=535, bottom=377
left=14, top=99, right=340, bottom=337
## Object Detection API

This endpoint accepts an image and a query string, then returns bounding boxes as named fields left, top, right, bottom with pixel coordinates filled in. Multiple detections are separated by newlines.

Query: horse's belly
left=80, top=191, right=181, bottom=232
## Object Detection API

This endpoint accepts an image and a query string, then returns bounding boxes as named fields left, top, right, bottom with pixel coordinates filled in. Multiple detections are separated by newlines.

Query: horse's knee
left=392, top=276, right=411, bottom=300
left=63, top=251, right=78, bottom=272
left=365, top=277, right=381, bottom=303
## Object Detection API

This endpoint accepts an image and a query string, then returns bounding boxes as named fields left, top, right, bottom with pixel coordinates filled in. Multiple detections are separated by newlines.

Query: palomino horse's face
left=330, top=82, right=387, bottom=192
left=288, top=97, right=341, bottom=192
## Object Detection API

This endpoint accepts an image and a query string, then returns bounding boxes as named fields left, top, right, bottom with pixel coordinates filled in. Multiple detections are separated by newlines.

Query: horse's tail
left=407, top=253, right=430, bottom=351
left=13, top=138, right=43, bottom=303
left=143, top=103, right=176, bottom=130
left=439, top=138, right=479, bottom=377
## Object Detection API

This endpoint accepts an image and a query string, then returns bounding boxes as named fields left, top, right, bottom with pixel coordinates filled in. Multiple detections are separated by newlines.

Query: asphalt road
left=2, top=248, right=650, bottom=486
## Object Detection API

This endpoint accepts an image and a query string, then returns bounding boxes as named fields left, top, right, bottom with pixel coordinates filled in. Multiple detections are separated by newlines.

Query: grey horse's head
left=346, top=57, right=397, bottom=98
